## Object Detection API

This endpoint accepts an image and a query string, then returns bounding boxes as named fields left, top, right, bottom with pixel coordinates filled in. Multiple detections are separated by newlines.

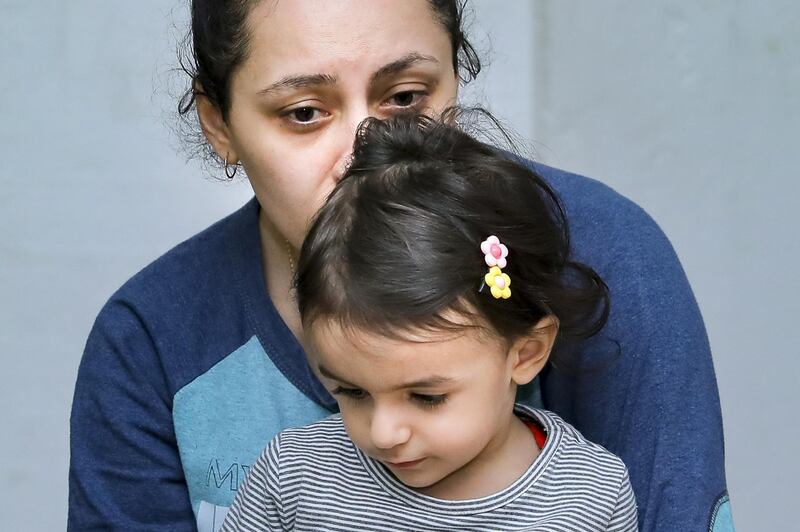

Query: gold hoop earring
left=224, top=154, right=238, bottom=180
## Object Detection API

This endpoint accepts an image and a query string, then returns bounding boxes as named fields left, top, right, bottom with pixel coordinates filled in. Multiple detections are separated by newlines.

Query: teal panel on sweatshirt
left=172, top=335, right=329, bottom=520
left=711, top=494, right=735, bottom=532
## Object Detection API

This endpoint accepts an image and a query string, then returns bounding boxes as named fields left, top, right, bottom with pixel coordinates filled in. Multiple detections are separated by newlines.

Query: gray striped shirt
left=222, top=405, right=638, bottom=531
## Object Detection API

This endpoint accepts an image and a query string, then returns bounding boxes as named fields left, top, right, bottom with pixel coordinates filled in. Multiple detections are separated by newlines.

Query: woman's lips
left=385, top=458, right=426, bottom=469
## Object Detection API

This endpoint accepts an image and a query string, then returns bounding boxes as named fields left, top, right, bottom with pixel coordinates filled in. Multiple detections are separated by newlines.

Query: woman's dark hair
left=296, top=109, right=610, bottom=348
left=177, top=0, right=481, bottom=123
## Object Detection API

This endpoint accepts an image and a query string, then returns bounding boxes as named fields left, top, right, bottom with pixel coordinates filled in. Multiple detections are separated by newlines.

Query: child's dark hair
left=296, top=109, right=609, bottom=347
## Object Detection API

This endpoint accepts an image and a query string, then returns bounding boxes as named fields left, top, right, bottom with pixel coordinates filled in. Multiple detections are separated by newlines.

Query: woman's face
left=211, top=0, right=459, bottom=247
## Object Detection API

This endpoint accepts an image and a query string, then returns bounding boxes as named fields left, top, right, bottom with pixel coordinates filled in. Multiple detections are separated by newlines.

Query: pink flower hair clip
left=479, top=235, right=511, bottom=299
left=480, top=235, right=508, bottom=268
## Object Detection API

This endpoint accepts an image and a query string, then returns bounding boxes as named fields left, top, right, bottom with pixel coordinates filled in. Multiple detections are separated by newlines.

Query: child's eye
left=411, top=393, right=447, bottom=409
left=332, top=386, right=368, bottom=401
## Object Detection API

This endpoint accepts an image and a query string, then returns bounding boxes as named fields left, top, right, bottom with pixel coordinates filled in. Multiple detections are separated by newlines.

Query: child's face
left=308, top=319, right=531, bottom=497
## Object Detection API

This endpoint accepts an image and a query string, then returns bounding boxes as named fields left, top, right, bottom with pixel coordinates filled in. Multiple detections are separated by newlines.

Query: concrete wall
left=0, top=2, right=253, bottom=528
left=1, top=1, right=797, bottom=529
left=467, top=2, right=799, bottom=530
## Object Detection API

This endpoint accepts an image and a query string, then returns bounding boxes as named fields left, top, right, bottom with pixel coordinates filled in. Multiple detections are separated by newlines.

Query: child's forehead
left=312, top=320, right=509, bottom=389
left=313, top=301, right=503, bottom=342
left=313, top=320, right=443, bottom=353
left=312, top=315, right=493, bottom=349
left=309, top=317, right=507, bottom=370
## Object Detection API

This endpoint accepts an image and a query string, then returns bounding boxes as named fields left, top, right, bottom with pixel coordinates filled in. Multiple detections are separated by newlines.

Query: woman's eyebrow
left=257, top=53, right=438, bottom=96
left=258, top=73, right=337, bottom=96
left=370, top=52, right=440, bottom=85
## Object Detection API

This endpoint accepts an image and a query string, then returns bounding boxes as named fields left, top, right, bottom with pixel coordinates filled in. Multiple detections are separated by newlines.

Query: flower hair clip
left=481, top=235, right=508, bottom=268
left=479, top=235, right=511, bottom=299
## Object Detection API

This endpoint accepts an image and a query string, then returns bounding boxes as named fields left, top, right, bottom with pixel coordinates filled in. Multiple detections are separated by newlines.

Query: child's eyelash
left=331, top=386, right=367, bottom=400
left=411, top=393, right=447, bottom=409
left=331, top=388, right=447, bottom=409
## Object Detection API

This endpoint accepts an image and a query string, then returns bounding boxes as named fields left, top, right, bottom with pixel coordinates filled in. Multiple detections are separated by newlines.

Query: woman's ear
left=195, top=86, right=239, bottom=164
left=509, top=315, right=559, bottom=386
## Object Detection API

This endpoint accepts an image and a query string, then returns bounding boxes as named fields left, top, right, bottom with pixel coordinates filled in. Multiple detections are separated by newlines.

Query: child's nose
left=370, top=406, right=411, bottom=450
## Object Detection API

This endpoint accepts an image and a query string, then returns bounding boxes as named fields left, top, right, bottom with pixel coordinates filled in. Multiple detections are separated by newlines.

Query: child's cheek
left=340, top=407, right=372, bottom=451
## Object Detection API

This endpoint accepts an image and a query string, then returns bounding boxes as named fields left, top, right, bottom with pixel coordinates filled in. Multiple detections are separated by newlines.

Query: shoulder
left=528, top=162, right=674, bottom=261
left=526, top=406, right=630, bottom=480
left=526, top=162, right=699, bottom=340
left=107, top=198, right=259, bottom=316
left=529, top=162, right=648, bottom=223
left=253, top=415, right=359, bottom=480
left=80, top=198, right=261, bottom=389
left=274, top=415, right=352, bottom=454
left=91, top=197, right=258, bottom=333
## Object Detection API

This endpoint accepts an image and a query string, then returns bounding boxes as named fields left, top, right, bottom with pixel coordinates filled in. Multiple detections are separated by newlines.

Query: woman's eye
left=289, top=107, right=320, bottom=122
left=386, top=90, right=426, bottom=109
left=411, top=393, right=447, bottom=408
left=281, top=106, right=329, bottom=127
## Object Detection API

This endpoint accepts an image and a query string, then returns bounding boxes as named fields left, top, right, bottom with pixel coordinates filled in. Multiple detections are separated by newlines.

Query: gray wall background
left=1, top=1, right=797, bottom=529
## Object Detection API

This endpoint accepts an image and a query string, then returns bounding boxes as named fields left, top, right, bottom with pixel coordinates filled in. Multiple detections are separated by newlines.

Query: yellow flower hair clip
left=485, top=266, right=511, bottom=299
left=480, top=236, right=511, bottom=299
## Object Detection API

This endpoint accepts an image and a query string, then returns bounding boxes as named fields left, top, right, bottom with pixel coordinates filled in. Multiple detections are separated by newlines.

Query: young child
left=222, top=111, right=638, bottom=531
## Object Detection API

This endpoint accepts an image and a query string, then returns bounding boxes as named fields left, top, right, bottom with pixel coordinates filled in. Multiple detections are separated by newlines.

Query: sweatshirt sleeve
left=221, top=436, right=285, bottom=531
left=68, top=299, right=195, bottom=530
left=539, top=170, right=730, bottom=532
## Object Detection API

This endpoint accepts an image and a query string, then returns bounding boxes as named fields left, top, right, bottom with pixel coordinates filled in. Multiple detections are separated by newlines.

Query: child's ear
left=195, top=85, right=239, bottom=165
left=509, top=315, right=559, bottom=385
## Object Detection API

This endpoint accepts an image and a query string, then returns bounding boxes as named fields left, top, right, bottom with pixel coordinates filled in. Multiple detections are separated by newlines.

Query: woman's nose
left=332, top=107, right=371, bottom=182
left=332, top=152, right=352, bottom=183
left=370, top=406, right=411, bottom=450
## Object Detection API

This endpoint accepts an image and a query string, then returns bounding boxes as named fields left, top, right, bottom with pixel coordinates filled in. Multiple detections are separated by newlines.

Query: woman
left=68, top=1, right=730, bottom=531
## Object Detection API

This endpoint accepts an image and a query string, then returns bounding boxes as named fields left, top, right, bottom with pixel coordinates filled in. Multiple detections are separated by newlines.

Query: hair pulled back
left=178, top=0, right=480, bottom=123
left=296, top=109, right=610, bottom=347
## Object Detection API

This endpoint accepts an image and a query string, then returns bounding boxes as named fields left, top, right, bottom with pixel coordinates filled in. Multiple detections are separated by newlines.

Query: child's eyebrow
left=390, top=377, right=454, bottom=391
left=318, top=364, right=453, bottom=390
left=318, top=364, right=357, bottom=387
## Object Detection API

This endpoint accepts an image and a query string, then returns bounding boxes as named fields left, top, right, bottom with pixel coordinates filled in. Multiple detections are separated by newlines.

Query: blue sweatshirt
left=69, top=163, right=734, bottom=531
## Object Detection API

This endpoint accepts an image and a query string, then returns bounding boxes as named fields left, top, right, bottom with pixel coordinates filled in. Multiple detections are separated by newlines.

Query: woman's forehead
left=241, top=0, right=453, bottom=87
